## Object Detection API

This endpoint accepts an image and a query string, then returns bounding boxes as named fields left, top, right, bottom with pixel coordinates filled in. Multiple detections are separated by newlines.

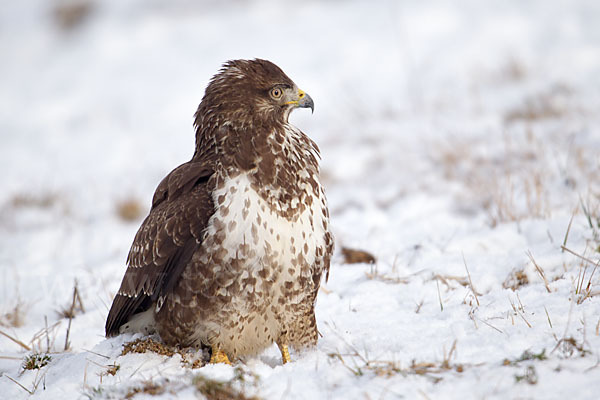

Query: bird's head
left=195, top=59, right=314, bottom=130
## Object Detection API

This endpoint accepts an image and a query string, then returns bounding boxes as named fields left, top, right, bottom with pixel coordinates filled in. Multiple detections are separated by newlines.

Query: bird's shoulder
left=151, top=160, right=214, bottom=209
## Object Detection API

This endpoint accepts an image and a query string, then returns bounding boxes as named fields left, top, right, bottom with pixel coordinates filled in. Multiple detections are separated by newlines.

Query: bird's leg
left=278, top=343, right=291, bottom=364
left=209, top=346, right=231, bottom=365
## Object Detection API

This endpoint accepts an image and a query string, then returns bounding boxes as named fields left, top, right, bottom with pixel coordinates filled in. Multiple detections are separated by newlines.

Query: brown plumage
left=105, top=59, right=333, bottom=362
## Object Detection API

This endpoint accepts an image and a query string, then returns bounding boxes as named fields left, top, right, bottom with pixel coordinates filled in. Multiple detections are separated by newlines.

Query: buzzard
left=106, top=59, right=334, bottom=365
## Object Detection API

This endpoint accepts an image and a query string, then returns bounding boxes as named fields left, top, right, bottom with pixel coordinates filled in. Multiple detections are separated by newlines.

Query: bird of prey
left=105, top=59, right=334, bottom=365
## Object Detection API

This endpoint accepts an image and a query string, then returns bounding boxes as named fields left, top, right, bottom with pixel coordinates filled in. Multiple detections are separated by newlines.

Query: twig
left=462, top=254, right=480, bottom=306
left=0, top=329, right=31, bottom=351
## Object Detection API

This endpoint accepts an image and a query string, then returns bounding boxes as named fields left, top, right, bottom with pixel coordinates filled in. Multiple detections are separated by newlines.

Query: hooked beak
left=297, top=89, right=314, bottom=113
left=286, top=89, right=314, bottom=113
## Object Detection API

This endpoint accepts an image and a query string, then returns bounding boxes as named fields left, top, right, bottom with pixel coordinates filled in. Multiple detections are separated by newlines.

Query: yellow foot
left=278, top=343, right=291, bottom=364
left=209, top=347, right=231, bottom=365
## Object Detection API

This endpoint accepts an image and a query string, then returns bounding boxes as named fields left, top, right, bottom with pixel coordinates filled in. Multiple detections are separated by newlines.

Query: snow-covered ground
left=2, top=0, right=600, bottom=398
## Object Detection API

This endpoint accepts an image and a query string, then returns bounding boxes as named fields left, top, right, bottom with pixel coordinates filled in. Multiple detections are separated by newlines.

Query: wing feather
left=105, top=161, right=214, bottom=337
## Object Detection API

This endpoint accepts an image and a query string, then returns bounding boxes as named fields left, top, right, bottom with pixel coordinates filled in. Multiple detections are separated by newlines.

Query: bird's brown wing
left=105, top=161, right=214, bottom=337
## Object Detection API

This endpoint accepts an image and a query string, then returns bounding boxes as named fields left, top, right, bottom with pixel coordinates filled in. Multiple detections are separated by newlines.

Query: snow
left=2, top=0, right=600, bottom=398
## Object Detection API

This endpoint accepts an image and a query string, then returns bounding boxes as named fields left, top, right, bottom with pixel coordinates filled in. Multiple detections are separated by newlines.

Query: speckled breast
left=179, top=170, right=329, bottom=355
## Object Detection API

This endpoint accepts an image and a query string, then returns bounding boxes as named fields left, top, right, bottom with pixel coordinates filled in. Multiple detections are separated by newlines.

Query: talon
left=278, top=343, right=291, bottom=364
left=209, top=347, right=231, bottom=365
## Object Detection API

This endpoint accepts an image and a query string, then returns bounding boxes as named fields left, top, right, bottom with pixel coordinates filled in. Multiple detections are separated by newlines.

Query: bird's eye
left=270, top=87, right=283, bottom=99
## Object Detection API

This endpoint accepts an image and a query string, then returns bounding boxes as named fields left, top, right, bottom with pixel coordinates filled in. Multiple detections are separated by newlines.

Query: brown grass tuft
left=341, top=247, right=376, bottom=264
left=22, top=353, right=51, bottom=371
left=502, top=349, right=547, bottom=366
left=503, top=268, right=529, bottom=291
left=52, top=1, right=94, bottom=31
left=121, top=338, right=177, bottom=357
left=121, top=338, right=207, bottom=368
left=57, top=281, right=85, bottom=319
left=504, top=85, right=571, bottom=123
left=116, top=198, right=144, bottom=222
left=553, top=337, right=590, bottom=358
left=194, top=374, right=259, bottom=400
left=10, top=193, right=59, bottom=209
left=124, top=381, right=165, bottom=399
left=0, top=299, right=27, bottom=328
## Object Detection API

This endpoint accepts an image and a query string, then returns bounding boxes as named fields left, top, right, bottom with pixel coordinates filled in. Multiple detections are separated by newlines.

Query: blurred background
left=1, top=0, right=600, bottom=348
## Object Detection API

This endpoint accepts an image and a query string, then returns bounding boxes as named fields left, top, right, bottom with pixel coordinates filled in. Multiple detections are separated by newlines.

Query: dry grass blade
left=473, top=315, right=503, bottom=334
left=561, top=246, right=598, bottom=265
left=544, top=306, right=553, bottom=329
left=365, top=264, right=410, bottom=284
left=44, top=316, right=50, bottom=353
left=436, top=279, right=444, bottom=311
left=509, top=297, right=532, bottom=328
left=0, top=355, right=22, bottom=360
left=0, top=329, right=31, bottom=351
left=561, top=246, right=600, bottom=303
left=3, top=374, right=33, bottom=395
left=462, top=254, right=480, bottom=306
left=584, top=262, right=599, bottom=293
left=441, top=340, right=458, bottom=369
left=562, top=209, right=576, bottom=250
left=415, top=300, right=424, bottom=314
left=30, top=321, right=60, bottom=352
left=64, top=285, right=77, bottom=351
left=526, top=251, right=551, bottom=293
left=433, top=274, right=470, bottom=288
left=83, top=348, right=110, bottom=359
